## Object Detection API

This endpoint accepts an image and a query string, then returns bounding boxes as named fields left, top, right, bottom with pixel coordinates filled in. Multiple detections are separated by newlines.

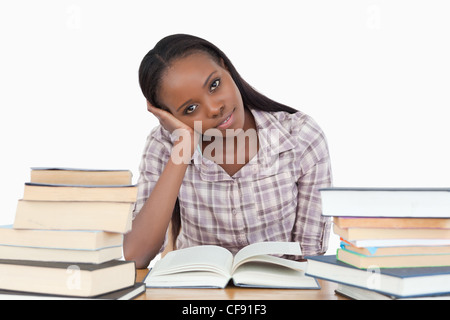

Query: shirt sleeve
left=132, top=127, right=172, bottom=218
left=291, top=115, right=333, bottom=257
left=132, top=126, right=172, bottom=252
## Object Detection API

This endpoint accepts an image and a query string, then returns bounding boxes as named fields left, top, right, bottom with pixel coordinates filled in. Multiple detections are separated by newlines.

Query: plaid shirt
left=133, top=108, right=332, bottom=257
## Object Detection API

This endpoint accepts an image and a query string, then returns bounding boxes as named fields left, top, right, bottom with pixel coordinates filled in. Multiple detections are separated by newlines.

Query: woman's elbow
left=123, top=241, right=158, bottom=269
left=123, top=247, right=151, bottom=269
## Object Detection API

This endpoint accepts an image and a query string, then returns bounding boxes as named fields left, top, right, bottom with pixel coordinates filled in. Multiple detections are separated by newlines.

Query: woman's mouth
left=216, top=110, right=234, bottom=129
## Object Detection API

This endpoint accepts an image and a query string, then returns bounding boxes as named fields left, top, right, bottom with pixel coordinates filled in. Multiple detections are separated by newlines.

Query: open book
left=144, top=242, right=319, bottom=289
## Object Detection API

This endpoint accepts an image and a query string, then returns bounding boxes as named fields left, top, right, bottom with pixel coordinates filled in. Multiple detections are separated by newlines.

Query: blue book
left=306, top=255, right=450, bottom=298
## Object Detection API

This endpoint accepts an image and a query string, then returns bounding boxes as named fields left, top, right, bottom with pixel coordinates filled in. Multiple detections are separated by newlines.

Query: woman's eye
left=184, top=104, right=198, bottom=114
left=210, top=79, right=220, bottom=92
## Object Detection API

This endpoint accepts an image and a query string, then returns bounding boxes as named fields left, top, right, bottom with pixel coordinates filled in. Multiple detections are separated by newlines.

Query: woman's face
left=157, top=52, right=245, bottom=137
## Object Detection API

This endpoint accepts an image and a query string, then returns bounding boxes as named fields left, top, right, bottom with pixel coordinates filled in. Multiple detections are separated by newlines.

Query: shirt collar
left=251, top=108, right=297, bottom=155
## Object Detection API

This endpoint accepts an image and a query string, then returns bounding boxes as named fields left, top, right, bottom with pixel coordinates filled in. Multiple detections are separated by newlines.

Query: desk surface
left=133, top=269, right=346, bottom=300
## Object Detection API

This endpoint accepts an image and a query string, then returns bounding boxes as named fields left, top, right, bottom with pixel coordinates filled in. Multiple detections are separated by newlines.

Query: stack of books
left=0, top=167, right=145, bottom=300
left=306, top=187, right=450, bottom=299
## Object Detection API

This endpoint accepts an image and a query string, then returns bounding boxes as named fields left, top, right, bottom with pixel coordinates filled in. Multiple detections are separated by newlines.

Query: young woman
left=123, top=34, right=332, bottom=268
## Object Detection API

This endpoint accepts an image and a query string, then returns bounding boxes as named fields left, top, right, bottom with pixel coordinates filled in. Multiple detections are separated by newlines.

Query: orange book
left=334, top=217, right=450, bottom=229
left=334, top=224, right=450, bottom=240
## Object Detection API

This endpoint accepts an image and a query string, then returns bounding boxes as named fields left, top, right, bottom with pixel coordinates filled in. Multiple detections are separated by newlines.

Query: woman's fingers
left=146, top=100, right=199, bottom=159
left=146, top=100, right=190, bottom=135
left=147, top=101, right=163, bottom=119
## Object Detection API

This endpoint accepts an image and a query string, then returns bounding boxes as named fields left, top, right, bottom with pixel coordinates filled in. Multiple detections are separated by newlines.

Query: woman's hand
left=147, top=101, right=200, bottom=163
left=147, top=101, right=191, bottom=134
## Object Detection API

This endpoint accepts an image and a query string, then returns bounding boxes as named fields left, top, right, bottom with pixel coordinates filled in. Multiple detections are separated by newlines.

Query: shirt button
left=232, top=209, right=237, bottom=215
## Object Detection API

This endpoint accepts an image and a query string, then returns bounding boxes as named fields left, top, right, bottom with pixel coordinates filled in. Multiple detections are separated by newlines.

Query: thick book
left=337, top=247, right=450, bottom=268
left=0, top=244, right=122, bottom=264
left=0, top=259, right=136, bottom=298
left=14, top=200, right=133, bottom=233
left=30, top=167, right=133, bottom=186
left=335, top=283, right=450, bottom=300
left=333, top=224, right=450, bottom=241
left=341, top=239, right=450, bottom=256
left=333, top=216, right=450, bottom=229
left=0, top=282, right=145, bottom=300
left=306, top=255, right=450, bottom=298
left=0, top=225, right=123, bottom=250
left=320, top=187, right=450, bottom=218
left=145, top=242, right=319, bottom=289
left=341, top=237, right=450, bottom=248
left=22, top=182, right=138, bottom=202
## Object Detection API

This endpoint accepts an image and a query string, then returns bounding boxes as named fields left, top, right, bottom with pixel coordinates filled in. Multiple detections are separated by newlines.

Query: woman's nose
left=205, top=100, right=224, bottom=118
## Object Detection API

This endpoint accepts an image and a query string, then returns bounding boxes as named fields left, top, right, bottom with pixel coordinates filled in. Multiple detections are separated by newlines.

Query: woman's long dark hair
left=138, top=34, right=298, bottom=247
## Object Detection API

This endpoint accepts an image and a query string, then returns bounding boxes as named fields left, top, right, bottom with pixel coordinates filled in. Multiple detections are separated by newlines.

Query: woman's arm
left=291, top=115, right=333, bottom=258
left=123, top=155, right=189, bottom=268
left=123, top=103, right=198, bottom=268
left=292, top=158, right=332, bottom=257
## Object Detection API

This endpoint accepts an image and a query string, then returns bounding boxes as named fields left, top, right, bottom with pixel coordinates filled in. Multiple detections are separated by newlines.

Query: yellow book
left=333, top=216, right=450, bottom=229
left=30, top=167, right=133, bottom=185
left=22, top=183, right=137, bottom=202
left=14, top=200, right=133, bottom=233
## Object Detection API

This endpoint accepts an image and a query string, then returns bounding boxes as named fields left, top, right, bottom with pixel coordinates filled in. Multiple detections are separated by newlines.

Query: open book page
left=232, top=241, right=302, bottom=271
left=232, top=262, right=318, bottom=288
left=145, top=242, right=315, bottom=289
left=150, top=245, right=233, bottom=277
left=230, top=242, right=318, bottom=289
left=233, top=254, right=307, bottom=273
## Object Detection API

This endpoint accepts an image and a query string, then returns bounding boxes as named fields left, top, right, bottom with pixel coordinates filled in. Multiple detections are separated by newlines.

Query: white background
left=1, top=1, right=449, bottom=255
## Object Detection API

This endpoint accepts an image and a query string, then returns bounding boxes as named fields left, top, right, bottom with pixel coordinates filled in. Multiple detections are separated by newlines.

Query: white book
left=346, top=238, right=450, bottom=248
left=307, top=255, right=450, bottom=298
left=320, top=187, right=450, bottom=218
left=0, top=225, right=123, bottom=250
left=0, top=244, right=122, bottom=264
